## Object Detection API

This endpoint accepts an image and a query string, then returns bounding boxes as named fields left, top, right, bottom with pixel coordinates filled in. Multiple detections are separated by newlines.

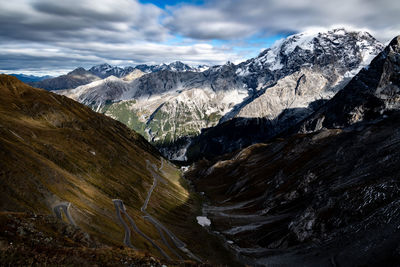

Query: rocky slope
left=123, top=69, right=147, bottom=81
left=0, top=212, right=176, bottom=266
left=59, top=63, right=247, bottom=160
left=187, top=115, right=400, bottom=266
left=58, top=75, right=136, bottom=112
left=0, top=75, right=235, bottom=265
left=57, top=29, right=383, bottom=161
left=185, top=36, right=400, bottom=265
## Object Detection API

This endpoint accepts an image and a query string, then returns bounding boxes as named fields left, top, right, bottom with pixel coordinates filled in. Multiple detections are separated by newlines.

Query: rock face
left=30, top=67, right=100, bottom=90
left=122, top=69, right=146, bottom=81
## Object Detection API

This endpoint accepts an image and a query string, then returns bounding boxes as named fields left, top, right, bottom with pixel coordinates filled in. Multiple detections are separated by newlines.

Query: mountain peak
left=88, top=63, right=129, bottom=78
left=169, top=60, right=185, bottom=65
left=296, top=34, right=400, bottom=133
left=237, top=28, right=384, bottom=82
left=68, top=67, right=88, bottom=75
left=91, top=63, right=112, bottom=69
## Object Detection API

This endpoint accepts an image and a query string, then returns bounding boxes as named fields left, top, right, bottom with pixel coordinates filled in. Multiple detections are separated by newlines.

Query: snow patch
left=196, top=216, right=211, bottom=227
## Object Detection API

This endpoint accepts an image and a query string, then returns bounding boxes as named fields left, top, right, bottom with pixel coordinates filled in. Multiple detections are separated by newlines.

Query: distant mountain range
left=51, top=28, right=384, bottom=160
left=27, top=61, right=209, bottom=91
left=8, top=73, right=53, bottom=83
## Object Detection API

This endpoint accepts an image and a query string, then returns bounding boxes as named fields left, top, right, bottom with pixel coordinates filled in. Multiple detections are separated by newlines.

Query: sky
left=0, top=0, right=399, bottom=76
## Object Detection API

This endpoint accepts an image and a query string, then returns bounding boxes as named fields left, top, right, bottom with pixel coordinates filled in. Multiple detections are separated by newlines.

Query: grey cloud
left=165, top=0, right=400, bottom=41
left=0, top=0, right=167, bottom=43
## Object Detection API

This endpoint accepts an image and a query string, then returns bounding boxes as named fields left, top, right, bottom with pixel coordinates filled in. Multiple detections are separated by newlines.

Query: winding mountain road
left=142, top=159, right=202, bottom=262
left=112, top=199, right=170, bottom=259
left=112, top=158, right=201, bottom=262
left=112, top=199, right=135, bottom=249
left=53, top=202, right=76, bottom=226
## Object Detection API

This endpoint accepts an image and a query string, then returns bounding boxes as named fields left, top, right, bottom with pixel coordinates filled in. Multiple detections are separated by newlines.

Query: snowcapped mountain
left=235, top=28, right=382, bottom=90
left=193, top=64, right=210, bottom=72
left=134, top=61, right=207, bottom=73
left=187, top=28, right=384, bottom=161
left=297, top=35, right=400, bottom=133
left=56, top=28, right=384, bottom=160
left=226, top=28, right=384, bottom=119
left=88, top=63, right=135, bottom=78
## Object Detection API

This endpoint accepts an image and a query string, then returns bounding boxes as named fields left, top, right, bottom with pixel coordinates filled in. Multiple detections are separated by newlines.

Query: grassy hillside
left=0, top=75, right=235, bottom=265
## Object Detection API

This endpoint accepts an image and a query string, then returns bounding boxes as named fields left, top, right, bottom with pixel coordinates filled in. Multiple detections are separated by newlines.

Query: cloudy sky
left=0, top=0, right=399, bottom=75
